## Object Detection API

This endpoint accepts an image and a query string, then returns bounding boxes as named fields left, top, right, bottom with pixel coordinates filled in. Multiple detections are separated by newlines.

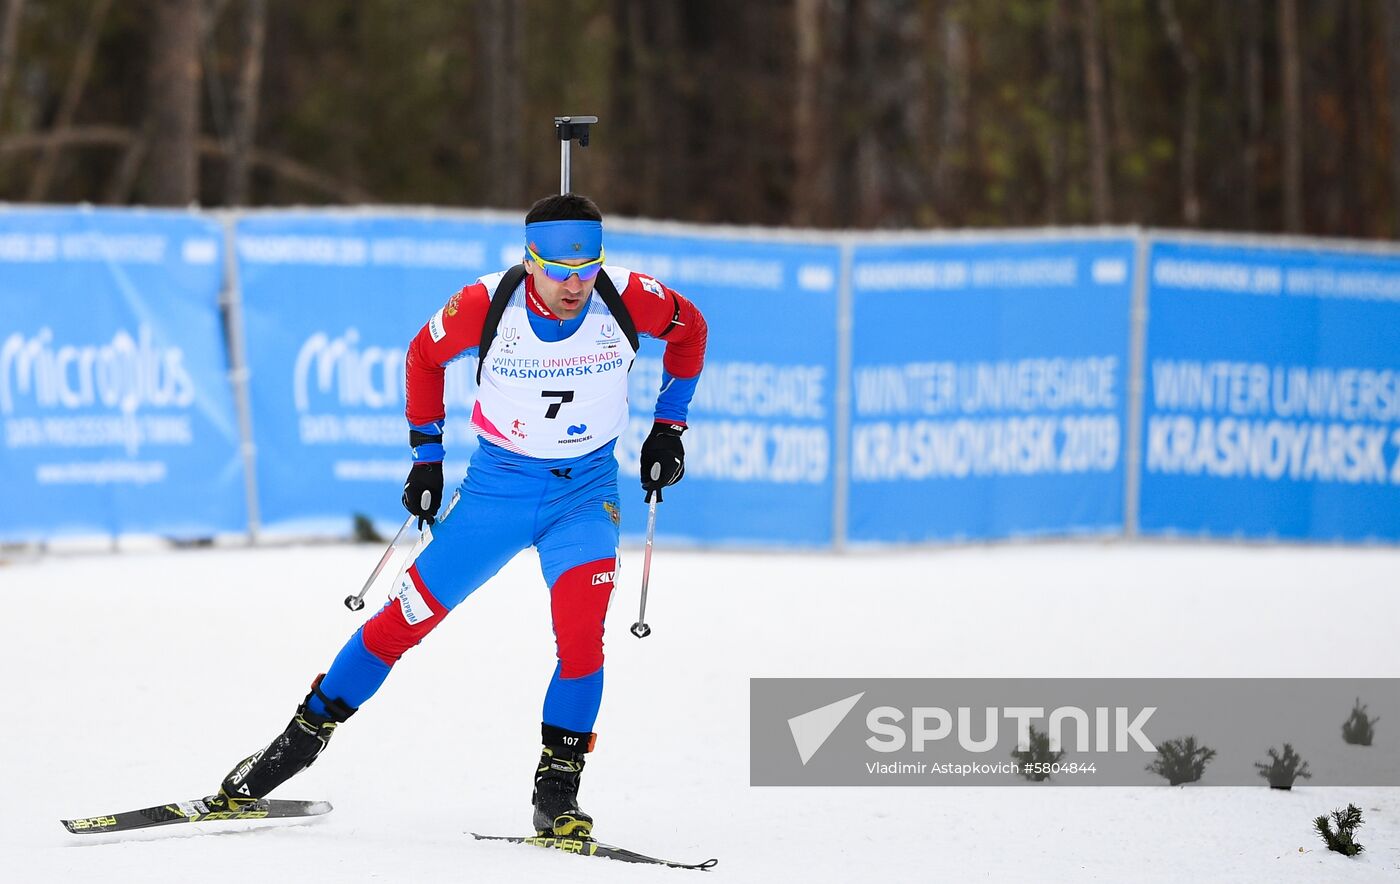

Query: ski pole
left=630, top=488, right=661, bottom=638
left=553, top=115, right=597, bottom=193
left=344, top=514, right=416, bottom=611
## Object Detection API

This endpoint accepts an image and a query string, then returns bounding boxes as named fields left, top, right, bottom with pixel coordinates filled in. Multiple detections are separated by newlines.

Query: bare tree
left=608, top=0, right=680, bottom=215
left=0, top=0, right=24, bottom=127
left=935, top=0, right=969, bottom=225
left=1103, top=4, right=1139, bottom=220
left=1279, top=0, right=1303, bottom=231
left=28, top=0, right=114, bottom=201
left=1046, top=0, right=1071, bottom=224
left=105, top=118, right=153, bottom=204
left=0, top=124, right=372, bottom=202
left=479, top=0, right=523, bottom=207
left=1158, top=0, right=1200, bottom=225
left=1241, top=0, right=1264, bottom=229
left=225, top=0, right=265, bottom=206
left=792, top=0, right=832, bottom=226
left=851, top=0, right=925, bottom=227
left=145, top=0, right=202, bottom=205
left=1079, top=0, right=1113, bottom=222
left=1345, top=0, right=1372, bottom=236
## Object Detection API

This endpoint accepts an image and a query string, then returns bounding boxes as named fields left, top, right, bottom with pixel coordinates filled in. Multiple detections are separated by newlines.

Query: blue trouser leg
left=542, top=664, right=606, bottom=733
left=535, top=459, right=621, bottom=735
left=312, top=461, right=535, bottom=713
left=310, top=625, right=392, bottom=714
left=310, top=442, right=621, bottom=737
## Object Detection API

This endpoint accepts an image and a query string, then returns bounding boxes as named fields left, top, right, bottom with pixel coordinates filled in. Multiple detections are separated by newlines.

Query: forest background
left=1, top=0, right=1396, bottom=239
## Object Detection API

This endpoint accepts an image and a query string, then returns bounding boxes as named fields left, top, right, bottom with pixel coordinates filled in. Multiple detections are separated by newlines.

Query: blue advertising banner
left=607, top=229, right=841, bottom=547
left=847, top=238, right=1135, bottom=543
left=1139, top=239, right=1400, bottom=542
left=0, top=208, right=243, bottom=540
left=236, top=213, right=522, bottom=535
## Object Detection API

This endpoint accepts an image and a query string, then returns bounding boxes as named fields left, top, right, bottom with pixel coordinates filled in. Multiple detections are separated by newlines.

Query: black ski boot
left=211, top=674, right=355, bottom=810
left=532, top=724, right=596, bottom=838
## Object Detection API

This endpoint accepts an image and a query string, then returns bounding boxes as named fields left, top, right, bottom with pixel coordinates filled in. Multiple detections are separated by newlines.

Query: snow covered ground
left=3, top=540, right=1398, bottom=882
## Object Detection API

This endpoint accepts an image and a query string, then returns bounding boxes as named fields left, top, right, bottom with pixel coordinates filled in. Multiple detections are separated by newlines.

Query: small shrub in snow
left=1254, top=743, right=1311, bottom=790
left=1146, top=736, right=1215, bottom=785
left=1011, top=725, right=1065, bottom=781
left=1341, top=698, right=1378, bottom=747
left=1314, top=803, right=1365, bottom=857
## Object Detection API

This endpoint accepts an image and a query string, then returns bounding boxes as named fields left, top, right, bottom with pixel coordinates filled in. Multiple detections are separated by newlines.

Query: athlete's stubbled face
left=526, top=259, right=599, bottom=319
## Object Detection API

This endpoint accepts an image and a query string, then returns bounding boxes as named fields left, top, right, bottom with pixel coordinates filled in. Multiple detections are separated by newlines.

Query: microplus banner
left=0, top=208, right=244, bottom=540
left=1140, top=239, right=1400, bottom=541
left=235, top=213, right=521, bottom=534
left=606, top=230, right=841, bottom=547
left=847, top=238, right=1135, bottom=543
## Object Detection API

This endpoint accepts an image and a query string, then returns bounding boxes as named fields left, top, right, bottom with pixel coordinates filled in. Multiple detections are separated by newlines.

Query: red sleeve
left=404, top=281, right=491, bottom=428
left=619, top=271, right=708, bottom=378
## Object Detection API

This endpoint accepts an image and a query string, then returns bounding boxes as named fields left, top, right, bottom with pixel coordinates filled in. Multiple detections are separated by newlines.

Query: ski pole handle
left=344, top=514, right=417, bottom=611
left=630, top=493, right=659, bottom=638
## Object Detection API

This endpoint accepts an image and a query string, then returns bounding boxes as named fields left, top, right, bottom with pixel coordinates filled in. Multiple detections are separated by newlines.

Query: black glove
left=402, top=461, right=444, bottom=528
left=640, top=421, right=686, bottom=500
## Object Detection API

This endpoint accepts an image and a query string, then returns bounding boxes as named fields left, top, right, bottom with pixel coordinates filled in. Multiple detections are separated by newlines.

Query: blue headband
left=525, top=220, right=603, bottom=262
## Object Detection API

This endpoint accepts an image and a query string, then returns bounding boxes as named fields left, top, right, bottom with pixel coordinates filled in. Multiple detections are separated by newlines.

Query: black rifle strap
left=477, top=264, right=528, bottom=385
left=477, top=265, right=640, bottom=384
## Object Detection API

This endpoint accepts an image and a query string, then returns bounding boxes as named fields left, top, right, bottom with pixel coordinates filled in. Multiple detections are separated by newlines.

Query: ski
left=472, top=832, right=718, bottom=871
left=61, top=797, right=332, bottom=835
